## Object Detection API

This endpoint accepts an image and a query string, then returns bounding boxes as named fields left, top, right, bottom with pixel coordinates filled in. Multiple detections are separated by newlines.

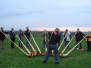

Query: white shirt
left=63, top=32, right=71, bottom=41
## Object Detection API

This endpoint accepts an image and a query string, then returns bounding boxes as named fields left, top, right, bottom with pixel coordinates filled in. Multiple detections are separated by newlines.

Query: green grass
left=0, top=33, right=91, bottom=68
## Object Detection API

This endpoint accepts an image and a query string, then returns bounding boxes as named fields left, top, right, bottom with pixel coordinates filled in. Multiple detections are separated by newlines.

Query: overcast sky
left=0, top=0, right=91, bottom=31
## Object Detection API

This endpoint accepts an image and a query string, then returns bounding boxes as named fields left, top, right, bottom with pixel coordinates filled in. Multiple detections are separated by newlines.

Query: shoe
left=76, top=48, right=79, bottom=50
left=55, top=62, right=60, bottom=64
left=43, top=60, right=46, bottom=63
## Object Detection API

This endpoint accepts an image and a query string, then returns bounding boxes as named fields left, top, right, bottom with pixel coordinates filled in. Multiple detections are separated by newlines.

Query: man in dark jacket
left=10, top=28, right=15, bottom=48
left=25, top=27, right=31, bottom=47
left=75, top=28, right=84, bottom=50
left=43, top=28, right=60, bottom=64
left=0, top=27, right=5, bottom=49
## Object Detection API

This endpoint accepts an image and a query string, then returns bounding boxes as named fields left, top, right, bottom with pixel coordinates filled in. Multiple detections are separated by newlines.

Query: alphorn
left=60, top=33, right=76, bottom=55
left=30, top=32, right=41, bottom=55
left=23, top=33, right=37, bottom=56
left=58, top=33, right=67, bottom=50
left=15, top=34, right=31, bottom=54
left=41, top=32, right=47, bottom=56
left=1, top=31, right=32, bottom=57
left=61, top=33, right=88, bottom=57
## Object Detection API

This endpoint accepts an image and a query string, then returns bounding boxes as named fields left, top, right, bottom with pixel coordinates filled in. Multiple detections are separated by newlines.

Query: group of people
left=0, top=27, right=31, bottom=49
left=0, top=27, right=91, bottom=64
left=43, top=28, right=91, bottom=64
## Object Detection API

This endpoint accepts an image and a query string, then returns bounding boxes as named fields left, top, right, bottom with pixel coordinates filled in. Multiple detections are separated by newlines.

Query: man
left=43, top=28, right=60, bottom=64
left=10, top=28, right=15, bottom=48
left=86, top=31, right=91, bottom=51
left=63, top=29, right=71, bottom=48
left=25, top=27, right=31, bottom=47
left=75, top=28, right=84, bottom=50
left=0, top=27, right=5, bottom=49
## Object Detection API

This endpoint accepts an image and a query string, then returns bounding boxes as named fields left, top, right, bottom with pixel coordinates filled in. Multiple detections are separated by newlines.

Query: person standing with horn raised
left=43, top=28, right=60, bottom=64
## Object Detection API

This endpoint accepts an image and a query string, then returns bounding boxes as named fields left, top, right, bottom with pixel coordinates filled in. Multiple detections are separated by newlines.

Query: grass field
left=0, top=32, right=91, bottom=68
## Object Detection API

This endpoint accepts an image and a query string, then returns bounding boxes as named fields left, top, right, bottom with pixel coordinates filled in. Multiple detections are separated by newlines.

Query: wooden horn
left=23, top=33, right=37, bottom=56
left=58, top=33, right=67, bottom=50
left=15, top=34, right=31, bottom=54
left=60, top=33, right=76, bottom=56
left=30, top=32, right=41, bottom=55
left=1, top=31, right=32, bottom=57
left=62, top=33, right=88, bottom=57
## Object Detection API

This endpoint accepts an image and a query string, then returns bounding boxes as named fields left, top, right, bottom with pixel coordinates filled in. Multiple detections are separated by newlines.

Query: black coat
left=0, top=31, right=5, bottom=40
left=75, top=31, right=84, bottom=40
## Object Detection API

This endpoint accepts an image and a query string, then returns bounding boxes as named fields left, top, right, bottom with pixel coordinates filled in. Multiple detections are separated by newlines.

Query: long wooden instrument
left=15, top=34, right=31, bottom=54
left=23, top=33, right=37, bottom=56
left=61, top=33, right=76, bottom=54
left=1, top=31, right=32, bottom=57
left=30, top=32, right=41, bottom=55
left=58, top=33, right=67, bottom=50
left=62, top=33, right=88, bottom=57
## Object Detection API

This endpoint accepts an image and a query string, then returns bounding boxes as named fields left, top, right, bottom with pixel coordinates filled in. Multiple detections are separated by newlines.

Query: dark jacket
left=0, top=31, right=5, bottom=40
left=25, top=30, right=30, bottom=38
left=49, top=33, right=60, bottom=45
left=75, top=31, right=84, bottom=40
left=10, top=31, right=15, bottom=39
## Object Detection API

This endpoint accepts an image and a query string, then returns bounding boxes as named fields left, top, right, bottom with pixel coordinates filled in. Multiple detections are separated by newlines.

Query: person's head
left=54, top=28, right=60, bottom=34
left=1, top=27, right=4, bottom=31
left=77, top=28, right=80, bottom=32
left=26, top=27, right=29, bottom=30
left=19, top=29, right=22, bottom=32
left=65, top=29, right=68, bottom=32
left=11, top=28, right=14, bottom=32
left=54, top=28, right=60, bottom=35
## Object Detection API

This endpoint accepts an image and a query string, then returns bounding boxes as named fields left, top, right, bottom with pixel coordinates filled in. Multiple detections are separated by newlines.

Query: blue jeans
left=26, top=37, right=30, bottom=47
left=44, top=44, right=60, bottom=62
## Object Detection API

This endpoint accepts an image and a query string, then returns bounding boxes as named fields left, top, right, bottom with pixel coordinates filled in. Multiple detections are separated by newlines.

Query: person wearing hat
left=0, top=27, right=5, bottom=49
left=43, top=28, right=61, bottom=64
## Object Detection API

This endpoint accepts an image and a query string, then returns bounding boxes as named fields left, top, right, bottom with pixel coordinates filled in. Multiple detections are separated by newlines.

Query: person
left=18, top=29, right=24, bottom=48
left=48, top=31, right=51, bottom=39
left=43, top=28, right=61, bottom=64
left=75, top=28, right=84, bottom=50
left=10, top=28, right=15, bottom=48
left=86, top=31, right=91, bottom=51
left=63, top=29, right=71, bottom=48
left=25, top=27, right=31, bottom=47
left=43, top=30, right=49, bottom=47
left=0, top=27, right=5, bottom=49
